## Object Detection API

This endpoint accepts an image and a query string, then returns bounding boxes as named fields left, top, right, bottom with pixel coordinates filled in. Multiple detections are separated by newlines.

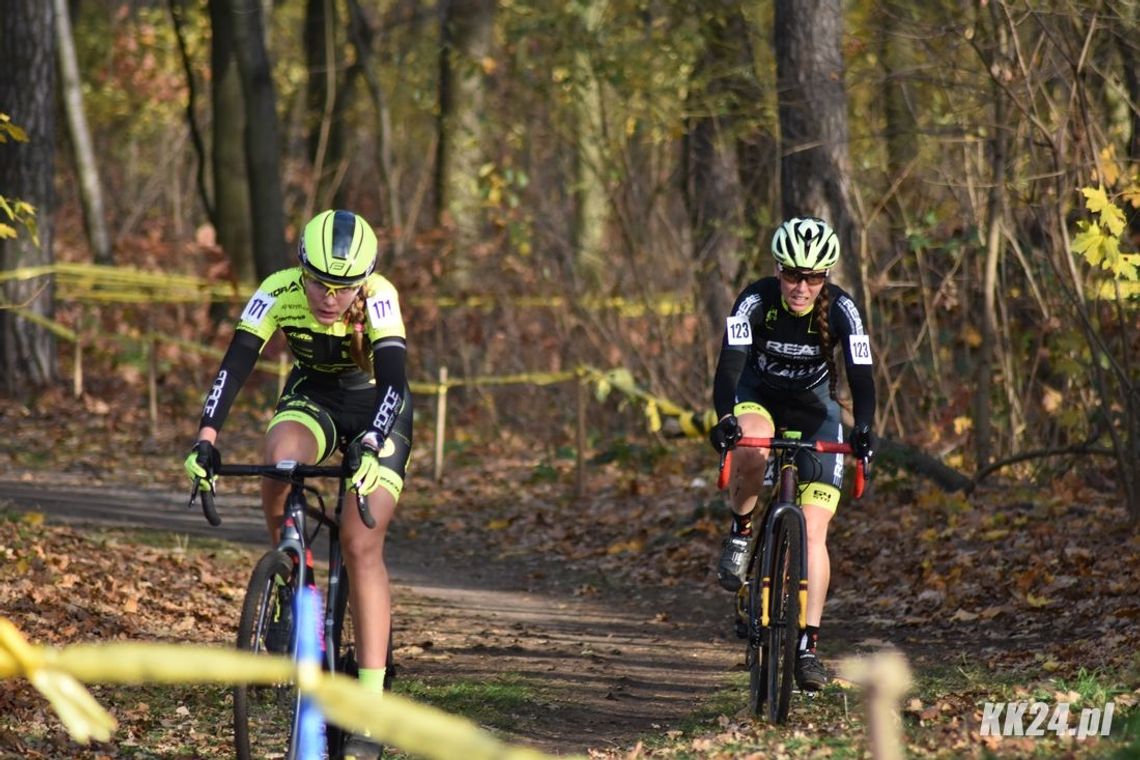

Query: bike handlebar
left=188, top=461, right=375, bottom=529
left=716, top=436, right=868, bottom=498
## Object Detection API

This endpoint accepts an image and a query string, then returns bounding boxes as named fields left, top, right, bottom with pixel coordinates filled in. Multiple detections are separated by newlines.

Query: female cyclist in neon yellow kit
left=185, top=209, right=410, bottom=759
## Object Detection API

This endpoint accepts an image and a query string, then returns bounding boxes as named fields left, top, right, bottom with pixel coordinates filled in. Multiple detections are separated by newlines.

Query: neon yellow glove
left=183, top=441, right=219, bottom=492
left=350, top=445, right=383, bottom=496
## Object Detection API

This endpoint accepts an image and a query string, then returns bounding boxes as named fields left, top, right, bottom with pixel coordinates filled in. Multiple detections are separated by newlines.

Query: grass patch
left=393, top=676, right=535, bottom=731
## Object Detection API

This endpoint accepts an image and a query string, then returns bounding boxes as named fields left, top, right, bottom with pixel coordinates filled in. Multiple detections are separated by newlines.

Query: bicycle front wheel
left=766, top=515, right=802, bottom=723
left=745, top=543, right=765, bottom=717
left=233, top=549, right=298, bottom=760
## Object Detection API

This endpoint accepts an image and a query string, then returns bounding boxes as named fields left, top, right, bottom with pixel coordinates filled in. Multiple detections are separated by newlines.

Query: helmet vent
left=331, top=210, right=358, bottom=261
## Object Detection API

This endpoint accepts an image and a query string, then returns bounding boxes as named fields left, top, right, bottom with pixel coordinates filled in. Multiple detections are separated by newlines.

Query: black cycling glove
left=709, top=415, right=743, bottom=453
left=851, top=425, right=875, bottom=460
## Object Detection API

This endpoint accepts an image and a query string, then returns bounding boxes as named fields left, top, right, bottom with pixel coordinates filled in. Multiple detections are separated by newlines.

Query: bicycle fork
left=756, top=504, right=809, bottom=630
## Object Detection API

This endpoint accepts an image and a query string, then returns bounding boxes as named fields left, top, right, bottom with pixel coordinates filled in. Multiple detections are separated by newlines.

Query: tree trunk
left=54, top=0, right=111, bottom=264
left=210, top=0, right=255, bottom=284
left=773, top=0, right=861, bottom=295
left=568, top=0, right=608, bottom=289
left=346, top=0, right=405, bottom=262
left=434, top=0, right=494, bottom=286
left=973, top=3, right=1013, bottom=470
left=685, top=1, right=758, bottom=342
left=1117, top=6, right=1140, bottom=242
left=228, top=0, right=287, bottom=280
left=304, top=0, right=348, bottom=215
left=0, top=0, right=58, bottom=395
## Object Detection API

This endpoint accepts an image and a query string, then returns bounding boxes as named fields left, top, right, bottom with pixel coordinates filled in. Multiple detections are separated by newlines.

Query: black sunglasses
left=779, top=268, right=828, bottom=286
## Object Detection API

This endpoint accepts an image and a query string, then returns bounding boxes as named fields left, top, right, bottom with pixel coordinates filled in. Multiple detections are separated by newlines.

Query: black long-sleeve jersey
left=712, top=277, right=875, bottom=429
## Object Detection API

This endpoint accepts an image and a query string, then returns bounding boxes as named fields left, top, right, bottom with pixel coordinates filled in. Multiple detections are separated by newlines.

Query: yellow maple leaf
left=1101, top=234, right=1123, bottom=273
left=1082, top=185, right=1111, bottom=213
left=1123, top=184, right=1140, bottom=209
left=1098, top=146, right=1121, bottom=186
left=1100, top=201, right=1127, bottom=237
left=1071, top=227, right=1106, bottom=266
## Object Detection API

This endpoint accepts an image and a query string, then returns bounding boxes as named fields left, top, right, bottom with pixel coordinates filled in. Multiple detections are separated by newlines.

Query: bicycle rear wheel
left=766, top=515, right=802, bottom=723
left=326, top=563, right=354, bottom=759
left=234, top=549, right=298, bottom=760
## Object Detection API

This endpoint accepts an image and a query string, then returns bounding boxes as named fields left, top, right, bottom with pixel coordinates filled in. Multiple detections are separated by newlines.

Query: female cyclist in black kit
left=708, top=216, right=876, bottom=691
left=184, top=209, right=410, bottom=760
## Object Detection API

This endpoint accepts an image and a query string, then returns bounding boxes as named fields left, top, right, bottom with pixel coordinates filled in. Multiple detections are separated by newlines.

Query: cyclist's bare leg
left=340, top=488, right=398, bottom=671
left=261, top=421, right=320, bottom=544
left=800, top=502, right=834, bottom=627
left=728, top=412, right=774, bottom=520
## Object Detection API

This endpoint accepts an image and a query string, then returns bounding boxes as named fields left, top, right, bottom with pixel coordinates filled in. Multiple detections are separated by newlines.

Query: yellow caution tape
left=0, top=264, right=693, bottom=313
left=0, top=617, right=572, bottom=759
left=1, top=264, right=717, bottom=437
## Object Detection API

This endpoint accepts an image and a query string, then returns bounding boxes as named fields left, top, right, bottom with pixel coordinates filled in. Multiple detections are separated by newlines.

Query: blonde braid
left=814, top=285, right=838, bottom=400
left=345, top=287, right=372, bottom=375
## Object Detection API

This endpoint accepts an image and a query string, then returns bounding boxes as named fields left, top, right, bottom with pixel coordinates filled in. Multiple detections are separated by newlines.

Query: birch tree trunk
left=54, top=0, right=111, bottom=264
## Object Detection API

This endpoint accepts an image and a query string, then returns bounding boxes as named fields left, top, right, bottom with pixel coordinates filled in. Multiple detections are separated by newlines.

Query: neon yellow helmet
left=298, top=210, right=378, bottom=286
left=770, top=217, right=840, bottom=272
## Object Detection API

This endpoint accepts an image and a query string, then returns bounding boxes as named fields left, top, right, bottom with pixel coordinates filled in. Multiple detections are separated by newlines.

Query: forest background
left=1, top=1, right=1140, bottom=758
left=2, top=0, right=1139, bottom=519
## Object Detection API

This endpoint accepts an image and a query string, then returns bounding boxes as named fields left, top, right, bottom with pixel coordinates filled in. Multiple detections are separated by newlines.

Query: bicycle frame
left=273, top=474, right=347, bottom=674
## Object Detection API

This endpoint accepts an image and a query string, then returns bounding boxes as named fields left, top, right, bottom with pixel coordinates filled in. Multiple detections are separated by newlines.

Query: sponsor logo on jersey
left=371, top=386, right=403, bottom=436
left=734, top=294, right=762, bottom=322
left=837, top=295, right=865, bottom=333
left=269, top=280, right=303, bottom=298
left=203, top=370, right=228, bottom=418
left=764, top=340, right=821, bottom=359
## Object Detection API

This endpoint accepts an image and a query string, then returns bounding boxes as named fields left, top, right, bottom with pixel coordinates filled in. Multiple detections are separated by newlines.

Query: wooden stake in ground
left=838, top=650, right=913, bottom=760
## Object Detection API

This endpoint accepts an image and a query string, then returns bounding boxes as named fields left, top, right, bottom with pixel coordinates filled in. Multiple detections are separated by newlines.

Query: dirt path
left=0, top=478, right=737, bottom=756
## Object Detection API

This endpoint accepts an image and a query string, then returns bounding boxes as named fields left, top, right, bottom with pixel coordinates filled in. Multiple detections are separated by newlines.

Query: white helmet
left=770, top=217, right=840, bottom=272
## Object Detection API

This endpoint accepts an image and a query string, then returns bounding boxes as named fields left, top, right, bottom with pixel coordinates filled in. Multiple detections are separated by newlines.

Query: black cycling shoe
left=343, top=732, right=384, bottom=760
left=717, top=532, right=751, bottom=592
left=794, top=651, right=829, bottom=691
left=264, top=582, right=293, bottom=654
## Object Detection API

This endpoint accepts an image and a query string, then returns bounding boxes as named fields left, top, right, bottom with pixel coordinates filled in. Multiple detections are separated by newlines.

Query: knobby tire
left=746, top=532, right=766, bottom=717
left=325, top=565, right=354, bottom=759
left=767, top=515, right=802, bottom=723
left=234, top=550, right=297, bottom=760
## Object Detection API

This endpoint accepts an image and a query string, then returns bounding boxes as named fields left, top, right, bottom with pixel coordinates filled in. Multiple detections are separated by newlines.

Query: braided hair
left=344, top=287, right=372, bottom=375
left=813, top=285, right=838, bottom=401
